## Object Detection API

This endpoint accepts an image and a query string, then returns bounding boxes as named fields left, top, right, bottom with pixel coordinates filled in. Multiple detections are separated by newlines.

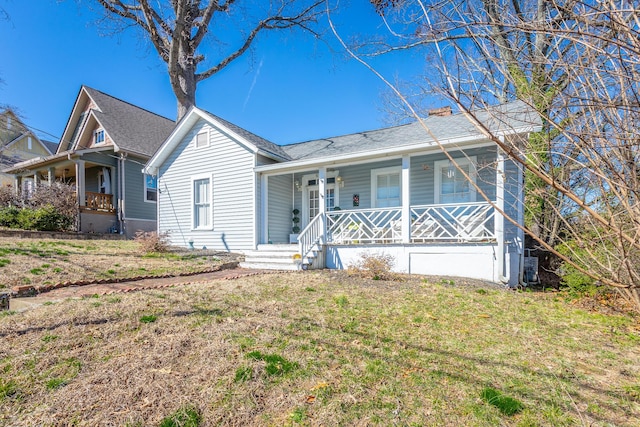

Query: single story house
left=144, top=102, right=539, bottom=286
left=4, top=86, right=175, bottom=237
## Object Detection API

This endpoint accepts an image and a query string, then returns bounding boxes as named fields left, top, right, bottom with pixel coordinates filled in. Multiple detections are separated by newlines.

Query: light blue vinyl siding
left=158, top=118, right=256, bottom=251
left=267, top=174, right=293, bottom=244
left=124, top=154, right=156, bottom=221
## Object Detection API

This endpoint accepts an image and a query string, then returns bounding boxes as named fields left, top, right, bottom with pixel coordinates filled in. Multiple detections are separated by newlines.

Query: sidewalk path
left=9, top=268, right=280, bottom=311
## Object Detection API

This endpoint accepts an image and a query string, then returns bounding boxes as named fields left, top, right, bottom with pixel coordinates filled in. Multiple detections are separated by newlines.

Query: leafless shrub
left=25, top=183, right=77, bottom=220
left=134, top=231, right=171, bottom=254
left=347, top=252, right=400, bottom=281
left=0, top=185, right=18, bottom=207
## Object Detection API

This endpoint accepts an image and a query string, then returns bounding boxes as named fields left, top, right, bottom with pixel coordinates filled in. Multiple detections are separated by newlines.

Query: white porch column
left=401, top=155, right=411, bottom=243
left=76, top=160, right=86, bottom=207
left=318, top=167, right=327, bottom=241
left=33, top=172, right=40, bottom=188
left=47, top=167, right=55, bottom=185
left=260, top=173, right=268, bottom=245
left=496, top=147, right=506, bottom=281
left=14, top=176, right=21, bottom=196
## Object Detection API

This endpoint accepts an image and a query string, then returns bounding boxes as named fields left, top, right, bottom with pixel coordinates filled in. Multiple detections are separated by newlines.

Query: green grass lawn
left=0, top=271, right=638, bottom=426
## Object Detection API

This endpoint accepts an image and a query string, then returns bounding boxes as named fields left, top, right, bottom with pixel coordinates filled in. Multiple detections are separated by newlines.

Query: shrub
left=14, top=205, right=73, bottom=231
left=347, top=252, right=398, bottom=281
left=0, top=206, right=20, bottom=228
left=26, top=183, right=77, bottom=221
left=134, top=231, right=170, bottom=254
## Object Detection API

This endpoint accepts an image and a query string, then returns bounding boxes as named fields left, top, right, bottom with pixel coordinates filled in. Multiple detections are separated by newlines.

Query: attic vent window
left=195, top=131, right=208, bottom=148
left=95, top=129, right=105, bottom=144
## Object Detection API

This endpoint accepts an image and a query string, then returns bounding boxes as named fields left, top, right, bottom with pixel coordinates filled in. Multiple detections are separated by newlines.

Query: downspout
left=118, top=153, right=127, bottom=235
left=518, top=159, right=527, bottom=287
left=496, top=145, right=508, bottom=284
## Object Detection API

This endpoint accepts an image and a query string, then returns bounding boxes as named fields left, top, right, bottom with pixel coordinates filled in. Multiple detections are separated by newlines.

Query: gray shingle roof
left=202, top=110, right=291, bottom=161
left=84, top=86, right=176, bottom=157
left=41, top=139, right=58, bottom=155
left=282, top=100, right=538, bottom=160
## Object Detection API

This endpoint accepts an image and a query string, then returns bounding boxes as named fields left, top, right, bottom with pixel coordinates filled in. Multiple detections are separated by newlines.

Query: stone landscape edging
left=11, top=261, right=240, bottom=297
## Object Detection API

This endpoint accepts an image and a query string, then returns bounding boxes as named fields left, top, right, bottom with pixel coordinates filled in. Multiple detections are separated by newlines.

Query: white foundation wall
left=326, top=244, right=516, bottom=285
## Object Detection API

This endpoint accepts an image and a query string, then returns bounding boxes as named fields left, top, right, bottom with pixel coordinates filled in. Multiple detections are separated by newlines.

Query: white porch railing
left=298, top=213, right=325, bottom=268
left=410, top=202, right=494, bottom=241
left=325, top=202, right=495, bottom=244
left=326, top=207, right=402, bottom=244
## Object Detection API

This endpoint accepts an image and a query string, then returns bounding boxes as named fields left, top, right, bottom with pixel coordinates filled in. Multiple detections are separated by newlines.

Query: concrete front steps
left=240, top=244, right=302, bottom=271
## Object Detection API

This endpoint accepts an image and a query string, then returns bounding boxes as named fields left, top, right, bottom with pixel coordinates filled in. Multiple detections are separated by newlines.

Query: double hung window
left=192, top=175, right=212, bottom=229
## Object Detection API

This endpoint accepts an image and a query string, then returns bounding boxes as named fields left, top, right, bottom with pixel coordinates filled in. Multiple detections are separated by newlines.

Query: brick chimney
left=428, top=106, right=452, bottom=117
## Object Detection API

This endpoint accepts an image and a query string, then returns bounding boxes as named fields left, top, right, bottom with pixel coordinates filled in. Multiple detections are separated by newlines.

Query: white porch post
left=318, top=167, right=327, bottom=241
left=401, top=155, right=411, bottom=243
left=76, top=160, right=86, bottom=207
left=496, top=147, right=506, bottom=281
left=261, top=173, right=268, bottom=245
left=14, top=176, right=21, bottom=196
left=47, top=167, right=55, bottom=185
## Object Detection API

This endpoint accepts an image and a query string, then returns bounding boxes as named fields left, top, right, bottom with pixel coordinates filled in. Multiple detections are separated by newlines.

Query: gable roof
left=145, top=107, right=290, bottom=175
left=41, top=140, right=58, bottom=155
left=281, top=100, right=538, bottom=161
left=208, top=112, right=291, bottom=161
left=0, top=109, right=56, bottom=156
left=60, top=86, right=175, bottom=158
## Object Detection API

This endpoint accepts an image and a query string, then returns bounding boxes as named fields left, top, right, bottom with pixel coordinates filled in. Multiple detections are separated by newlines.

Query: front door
left=303, top=177, right=338, bottom=226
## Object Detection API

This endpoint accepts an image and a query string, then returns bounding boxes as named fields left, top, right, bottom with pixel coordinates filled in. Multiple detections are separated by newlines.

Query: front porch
left=256, top=144, right=523, bottom=285
left=13, top=152, right=119, bottom=233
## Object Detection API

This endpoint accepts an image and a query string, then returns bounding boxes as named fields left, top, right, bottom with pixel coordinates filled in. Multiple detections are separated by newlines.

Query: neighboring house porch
left=11, top=148, right=120, bottom=233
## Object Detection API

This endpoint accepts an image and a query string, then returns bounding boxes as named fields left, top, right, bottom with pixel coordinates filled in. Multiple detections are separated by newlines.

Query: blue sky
left=0, top=1, right=431, bottom=145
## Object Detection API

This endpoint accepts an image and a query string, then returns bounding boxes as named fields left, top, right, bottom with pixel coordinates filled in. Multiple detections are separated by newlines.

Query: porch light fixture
left=294, top=180, right=302, bottom=191
left=336, top=176, right=344, bottom=187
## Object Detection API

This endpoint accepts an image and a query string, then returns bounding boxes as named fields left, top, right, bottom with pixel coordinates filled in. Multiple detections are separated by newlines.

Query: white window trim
left=144, top=174, right=157, bottom=203
left=194, top=129, right=210, bottom=149
left=371, top=166, right=402, bottom=208
left=191, top=173, right=213, bottom=231
left=434, top=156, right=477, bottom=204
left=301, top=171, right=340, bottom=226
left=94, top=129, right=105, bottom=145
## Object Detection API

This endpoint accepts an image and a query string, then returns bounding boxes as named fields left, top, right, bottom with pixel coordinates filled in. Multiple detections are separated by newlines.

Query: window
left=371, top=166, right=401, bottom=208
left=192, top=175, right=212, bottom=229
left=94, top=129, right=105, bottom=145
left=195, top=131, right=208, bottom=148
left=434, top=157, right=476, bottom=204
left=145, top=174, right=157, bottom=202
left=27, top=136, right=32, bottom=150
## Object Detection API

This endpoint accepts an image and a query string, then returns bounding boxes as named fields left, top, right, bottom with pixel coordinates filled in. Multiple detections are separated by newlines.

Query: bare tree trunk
left=93, top=0, right=323, bottom=121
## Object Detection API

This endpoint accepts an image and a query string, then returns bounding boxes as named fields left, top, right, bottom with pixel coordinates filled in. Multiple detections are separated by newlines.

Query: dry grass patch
left=0, top=237, right=238, bottom=290
left=0, top=271, right=638, bottom=426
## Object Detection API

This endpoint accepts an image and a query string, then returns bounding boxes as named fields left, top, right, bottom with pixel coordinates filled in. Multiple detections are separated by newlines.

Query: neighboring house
left=3, top=86, right=175, bottom=237
left=144, top=102, right=540, bottom=286
left=0, top=109, right=57, bottom=187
